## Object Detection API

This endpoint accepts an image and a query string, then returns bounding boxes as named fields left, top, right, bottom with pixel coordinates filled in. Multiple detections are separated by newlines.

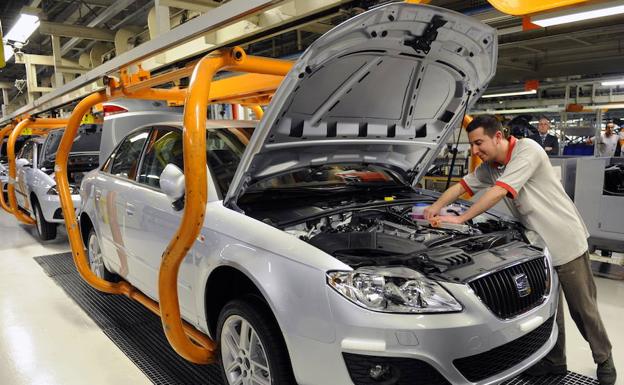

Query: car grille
left=469, top=257, right=550, bottom=319
left=453, top=316, right=555, bottom=382
left=343, top=353, right=451, bottom=385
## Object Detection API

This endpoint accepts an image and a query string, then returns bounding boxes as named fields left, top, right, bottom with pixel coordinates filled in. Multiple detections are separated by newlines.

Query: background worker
left=588, top=122, right=619, bottom=157
left=530, top=116, right=559, bottom=155
left=424, top=115, right=616, bottom=385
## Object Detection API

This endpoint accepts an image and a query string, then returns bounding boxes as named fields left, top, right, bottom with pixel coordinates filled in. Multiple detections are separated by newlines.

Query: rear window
left=44, top=127, right=102, bottom=161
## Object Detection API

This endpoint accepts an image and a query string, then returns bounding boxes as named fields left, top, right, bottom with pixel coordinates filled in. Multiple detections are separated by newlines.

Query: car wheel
left=33, top=200, right=57, bottom=240
left=86, top=228, right=115, bottom=281
left=217, top=296, right=295, bottom=385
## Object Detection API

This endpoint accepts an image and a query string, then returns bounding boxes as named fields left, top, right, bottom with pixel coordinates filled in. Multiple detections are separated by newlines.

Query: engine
left=283, top=203, right=525, bottom=274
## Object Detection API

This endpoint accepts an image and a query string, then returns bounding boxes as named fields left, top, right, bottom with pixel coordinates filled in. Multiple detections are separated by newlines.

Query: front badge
left=513, top=273, right=532, bottom=297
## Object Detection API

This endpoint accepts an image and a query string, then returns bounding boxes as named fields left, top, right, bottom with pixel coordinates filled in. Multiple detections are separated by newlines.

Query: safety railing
left=55, top=46, right=292, bottom=364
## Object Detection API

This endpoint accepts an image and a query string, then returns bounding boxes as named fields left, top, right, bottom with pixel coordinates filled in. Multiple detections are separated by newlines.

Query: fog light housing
left=368, top=364, right=399, bottom=383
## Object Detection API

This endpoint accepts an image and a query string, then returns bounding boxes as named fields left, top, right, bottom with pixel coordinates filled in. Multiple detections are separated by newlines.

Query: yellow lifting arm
left=6, top=118, right=68, bottom=224
left=159, top=46, right=292, bottom=364
left=486, top=0, right=589, bottom=16
left=54, top=46, right=292, bottom=365
left=0, top=124, right=15, bottom=213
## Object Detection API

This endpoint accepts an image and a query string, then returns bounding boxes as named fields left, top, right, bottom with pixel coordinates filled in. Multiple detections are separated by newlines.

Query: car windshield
left=251, top=164, right=403, bottom=191
left=45, top=128, right=102, bottom=161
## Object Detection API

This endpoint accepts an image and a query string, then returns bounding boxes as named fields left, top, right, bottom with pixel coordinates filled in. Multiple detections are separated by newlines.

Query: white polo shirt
left=460, top=136, right=589, bottom=266
left=591, top=133, right=619, bottom=157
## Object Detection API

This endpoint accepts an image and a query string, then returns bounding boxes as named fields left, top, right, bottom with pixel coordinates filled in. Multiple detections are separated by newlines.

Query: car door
left=124, top=126, right=196, bottom=316
left=93, top=128, right=150, bottom=280
left=15, top=140, right=35, bottom=211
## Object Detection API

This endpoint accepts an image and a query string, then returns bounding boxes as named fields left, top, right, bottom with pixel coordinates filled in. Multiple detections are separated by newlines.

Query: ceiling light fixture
left=532, top=1, right=624, bottom=27
left=481, top=89, right=537, bottom=98
left=601, top=79, right=624, bottom=86
left=2, top=13, right=40, bottom=62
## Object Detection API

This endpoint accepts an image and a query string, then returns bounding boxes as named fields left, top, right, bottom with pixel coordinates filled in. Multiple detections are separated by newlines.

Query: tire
left=33, top=200, right=57, bottom=241
left=217, top=296, right=296, bottom=385
left=86, top=228, right=116, bottom=281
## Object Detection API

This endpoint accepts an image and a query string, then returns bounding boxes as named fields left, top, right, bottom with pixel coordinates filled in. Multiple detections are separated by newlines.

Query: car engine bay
left=277, top=201, right=542, bottom=283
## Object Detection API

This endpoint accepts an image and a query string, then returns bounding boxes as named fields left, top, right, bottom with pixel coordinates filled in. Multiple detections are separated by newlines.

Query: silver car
left=79, top=3, right=558, bottom=385
left=14, top=126, right=100, bottom=240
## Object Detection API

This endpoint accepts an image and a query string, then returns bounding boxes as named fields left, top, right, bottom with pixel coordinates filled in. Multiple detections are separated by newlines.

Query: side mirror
left=160, top=163, right=185, bottom=203
left=16, top=158, right=31, bottom=168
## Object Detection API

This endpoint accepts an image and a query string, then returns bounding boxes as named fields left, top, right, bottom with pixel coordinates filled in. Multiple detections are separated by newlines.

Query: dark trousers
left=546, top=251, right=612, bottom=365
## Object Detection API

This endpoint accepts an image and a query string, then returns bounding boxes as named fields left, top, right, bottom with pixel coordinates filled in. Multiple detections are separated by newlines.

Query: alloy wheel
left=221, top=315, right=271, bottom=385
left=87, top=232, right=106, bottom=278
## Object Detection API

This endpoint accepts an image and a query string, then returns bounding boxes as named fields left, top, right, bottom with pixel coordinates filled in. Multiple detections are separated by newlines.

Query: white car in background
left=14, top=126, right=101, bottom=240
left=78, top=3, right=558, bottom=385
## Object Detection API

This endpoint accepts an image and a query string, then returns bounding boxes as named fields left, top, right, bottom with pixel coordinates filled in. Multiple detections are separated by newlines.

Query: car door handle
left=126, top=203, right=135, bottom=216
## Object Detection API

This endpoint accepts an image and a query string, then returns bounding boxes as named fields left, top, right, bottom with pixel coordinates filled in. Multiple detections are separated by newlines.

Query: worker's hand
left=438, top=215, right=466, bottom=225
left=423, top=205, right=441, bottom=220
left=545, top=146, right=553, bottom=152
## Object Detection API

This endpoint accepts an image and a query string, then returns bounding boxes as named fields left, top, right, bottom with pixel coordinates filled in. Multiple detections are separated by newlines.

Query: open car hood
left=226, top=2, right=496, bottom=204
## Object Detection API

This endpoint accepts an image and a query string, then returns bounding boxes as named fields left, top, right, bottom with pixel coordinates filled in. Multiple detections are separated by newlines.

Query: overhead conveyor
left=54, top=46, right=292, bottom=364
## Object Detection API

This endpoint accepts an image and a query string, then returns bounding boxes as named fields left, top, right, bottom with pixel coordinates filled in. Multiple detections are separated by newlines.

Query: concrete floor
left=0, top=209, right=622, bottom=385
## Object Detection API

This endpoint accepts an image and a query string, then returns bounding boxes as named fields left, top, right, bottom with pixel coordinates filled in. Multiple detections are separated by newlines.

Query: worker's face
left=538, top=118, right=550, bottom=135
left=468, top=127, right=504, bottom=163
left=606, top=123, right=614, bottom=135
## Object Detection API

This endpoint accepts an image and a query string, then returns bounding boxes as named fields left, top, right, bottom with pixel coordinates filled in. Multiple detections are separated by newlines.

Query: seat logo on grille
left=513, top=273, right=531, bottom=297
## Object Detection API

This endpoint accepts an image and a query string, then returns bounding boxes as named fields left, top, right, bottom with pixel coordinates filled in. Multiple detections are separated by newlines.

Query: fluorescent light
left=2, top=13, right=40, bottom=62
left=602, top=79, right=624, bottom=86
left=5, top=14, right=40, bottom=42
left=533, top=1, right=624, bottom=27
left=481, top=89, right=537, bottom=98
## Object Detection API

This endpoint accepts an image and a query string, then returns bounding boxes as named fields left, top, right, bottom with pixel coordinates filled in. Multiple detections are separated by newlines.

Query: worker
left=530, top=116, right=559, bottom=155
left=424, top=115, right=616, bottom=385
left=588, top=122, right=619, bottom=157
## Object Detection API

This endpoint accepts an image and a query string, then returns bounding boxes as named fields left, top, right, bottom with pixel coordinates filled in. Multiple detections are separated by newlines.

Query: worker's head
left=466, top=115, right=506, bottom=163
left=605, top=122, right=615, bottom=136
left=538, top=116, right=551, bottom=135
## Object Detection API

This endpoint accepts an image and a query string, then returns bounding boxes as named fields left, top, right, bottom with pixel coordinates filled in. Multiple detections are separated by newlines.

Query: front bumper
left=287, top=275, right=559, bottom=385
left=39, top=193, right=81, bottom=223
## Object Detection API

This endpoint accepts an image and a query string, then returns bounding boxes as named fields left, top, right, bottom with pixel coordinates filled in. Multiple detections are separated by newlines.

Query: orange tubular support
left=6, top=118, right=66, bottom=223
left=486, top=0, right=588, bottom=16
left=250, top=105, right=264, bottom=119
left=56, top=91, right=136, bottom=295
left=158, top=46, right=292, bottom=364
left=0, top=124, right=15, bottom=213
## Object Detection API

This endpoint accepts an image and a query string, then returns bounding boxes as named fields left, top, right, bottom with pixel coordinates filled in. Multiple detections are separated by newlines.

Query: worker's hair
left=538, top=115, right=551, bottom=122
left=466, top=115, right=503, bottom=137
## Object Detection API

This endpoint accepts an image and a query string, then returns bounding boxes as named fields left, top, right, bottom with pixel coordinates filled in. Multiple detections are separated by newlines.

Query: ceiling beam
left=39, top=21, right=116, bottom=41
left=61, top=0, right=135, bottom=55
left=158, top=0, right=219, bottom=12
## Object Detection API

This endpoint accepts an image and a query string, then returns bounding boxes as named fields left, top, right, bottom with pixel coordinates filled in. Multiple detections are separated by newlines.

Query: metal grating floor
left=35, top=252, right=600, bottom=385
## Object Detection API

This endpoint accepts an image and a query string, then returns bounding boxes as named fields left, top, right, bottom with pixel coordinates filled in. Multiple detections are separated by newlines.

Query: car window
left=207, top=129, right=246, bottom=196
left=18, top=141, right=35, bottom=163
left=134, top=126, right=247, bottom=195
left=106, top=129, right=150, bottom=179
left=137, top=127, right=183, bottom=189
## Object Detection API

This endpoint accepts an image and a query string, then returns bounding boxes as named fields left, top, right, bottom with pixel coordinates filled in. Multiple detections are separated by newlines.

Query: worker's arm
left=424, top=182, right=465, bottom=220
left=438, top=185, right=508, bottom=224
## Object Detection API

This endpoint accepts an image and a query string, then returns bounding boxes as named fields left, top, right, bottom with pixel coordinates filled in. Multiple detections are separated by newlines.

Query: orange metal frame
left=55, top=46, right=292, bottom=364
left=486, top=0, right=589, bottom=16
left=0, top=123, right=15, bottom=213
left=4, top=118, right=68, bottom=224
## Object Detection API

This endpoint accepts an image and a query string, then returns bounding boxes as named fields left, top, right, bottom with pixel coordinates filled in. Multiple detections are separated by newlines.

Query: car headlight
left=47, top=185, right=79, bottom=195
left=327, top=267, right=462, bottom=313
